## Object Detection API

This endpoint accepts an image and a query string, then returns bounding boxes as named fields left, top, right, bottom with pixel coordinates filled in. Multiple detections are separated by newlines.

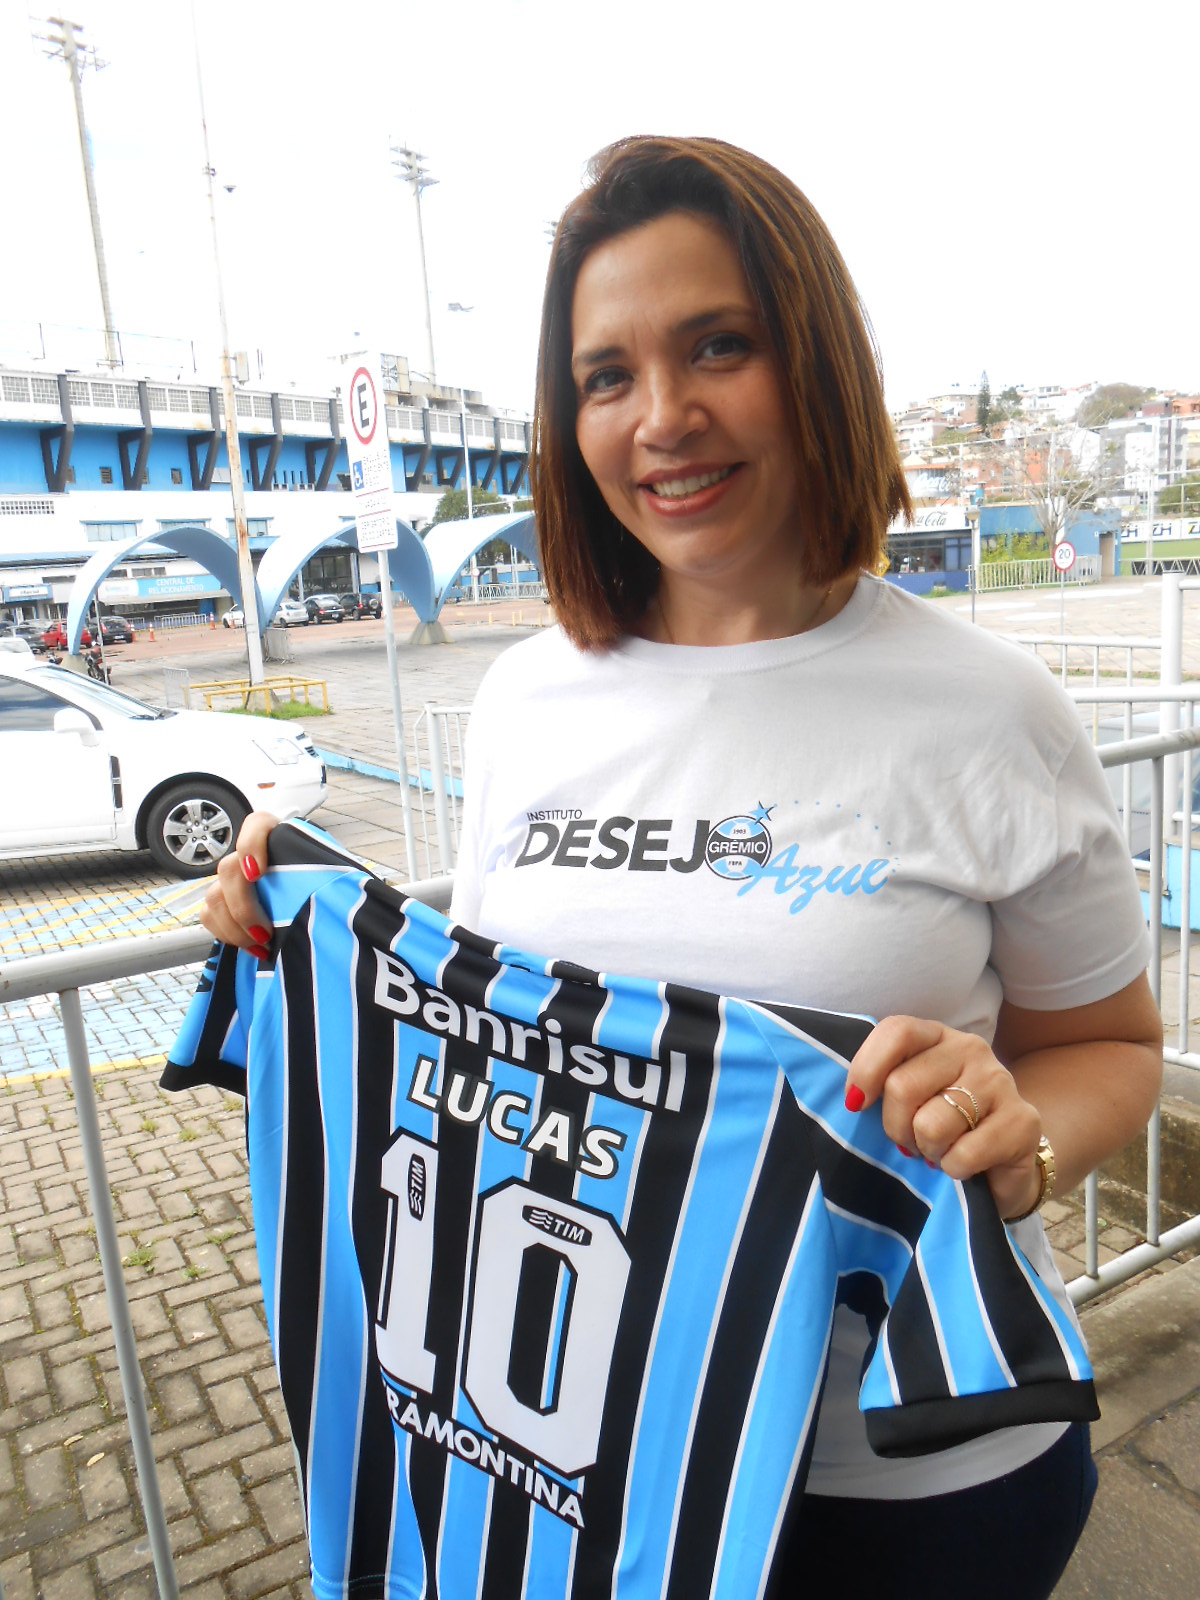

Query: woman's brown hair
left=533, top=135, right=911, bottom=650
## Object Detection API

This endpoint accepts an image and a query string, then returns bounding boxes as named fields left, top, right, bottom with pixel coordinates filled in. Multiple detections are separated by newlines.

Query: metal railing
left=0, top=880, right=454, bottom=1600
left=457, top=583, right=546, bottom=604
left=1006, top=633, right=1162, bottom=689
left=407, top=704, right=471, bottom=879
left=1073, top=721, right=1200, bottom=1301
left=975, top=555, right=1102, bottom=591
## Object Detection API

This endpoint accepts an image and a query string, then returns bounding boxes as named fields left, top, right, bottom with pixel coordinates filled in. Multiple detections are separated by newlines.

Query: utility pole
left=191, top=4, right=264, bottom=686
left=37, top=16, right=120, bottom=367
left=391, top=142, right=437, bottom=385
left=448, top=301, right=474, bottom=518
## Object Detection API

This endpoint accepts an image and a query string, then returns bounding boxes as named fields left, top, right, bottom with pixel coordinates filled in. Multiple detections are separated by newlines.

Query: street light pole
left=192, top=4, right=264, bottom=687
left=448, top=302, right=474, bottom=520
left=391, top=143, right=438, bottom=386
left=38, top=17, right=120, bottom=367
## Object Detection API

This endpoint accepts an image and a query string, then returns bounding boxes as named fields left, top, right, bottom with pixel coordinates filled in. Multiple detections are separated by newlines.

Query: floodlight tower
left=391, top=142, right=438, bottom=386
left=37, top=16, right=120, bottom=366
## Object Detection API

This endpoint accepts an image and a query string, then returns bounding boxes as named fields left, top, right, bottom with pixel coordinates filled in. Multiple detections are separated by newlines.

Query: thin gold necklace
left=656, top=583, right=835, bottom=645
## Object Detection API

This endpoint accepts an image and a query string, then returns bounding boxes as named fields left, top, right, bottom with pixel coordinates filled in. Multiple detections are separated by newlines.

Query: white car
left=273, top=598, right=309, bottom=627
left=222, top=607, right=244, bottom=629
left=0, top=658, right=327, bottom=877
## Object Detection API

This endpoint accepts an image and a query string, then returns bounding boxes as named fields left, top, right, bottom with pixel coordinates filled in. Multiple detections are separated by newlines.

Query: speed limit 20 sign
left=1052, top=540, right=1076, bottom=573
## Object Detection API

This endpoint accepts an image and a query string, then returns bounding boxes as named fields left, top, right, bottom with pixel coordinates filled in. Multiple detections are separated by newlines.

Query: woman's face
left=570, top=211, right=802, bottom=603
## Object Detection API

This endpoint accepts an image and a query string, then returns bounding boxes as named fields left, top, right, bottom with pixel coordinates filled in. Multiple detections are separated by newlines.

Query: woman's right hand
left=200, top=812, right=281, bottom=957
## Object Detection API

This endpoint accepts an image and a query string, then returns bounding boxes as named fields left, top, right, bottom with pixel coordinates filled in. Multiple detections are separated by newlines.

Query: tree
left=993, top=386, right=1024, bottom=424
left=981, top=427, right=1115, bottom=547
left=1076, top=384, right=1153, bottom=428
left=977, top=371, right=992, bottom=435
left=430, top=487, right=512, bottom=526
left=1157, top=473, right=1200, bottom=518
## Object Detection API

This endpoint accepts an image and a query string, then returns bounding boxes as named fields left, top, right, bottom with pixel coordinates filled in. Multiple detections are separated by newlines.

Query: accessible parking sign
left=345, top=353, right=398, bottom=552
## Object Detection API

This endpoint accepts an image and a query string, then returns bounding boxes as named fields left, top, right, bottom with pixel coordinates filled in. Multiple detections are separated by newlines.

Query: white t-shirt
left=449, top=574, right=1150, bottom=1498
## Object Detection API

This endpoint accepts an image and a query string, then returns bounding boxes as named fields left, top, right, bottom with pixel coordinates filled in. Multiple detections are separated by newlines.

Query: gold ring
left=942, top=1085, right=980, bottom=1132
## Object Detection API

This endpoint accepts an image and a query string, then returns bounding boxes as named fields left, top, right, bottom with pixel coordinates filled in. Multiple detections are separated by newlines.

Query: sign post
left=344, top=353, right=418, bottom=880
left=1053, top=538, right=1075, bottom=658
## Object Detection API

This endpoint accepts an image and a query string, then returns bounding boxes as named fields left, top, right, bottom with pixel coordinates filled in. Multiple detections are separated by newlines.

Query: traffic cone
left=149, top=621, right=155, bottom=643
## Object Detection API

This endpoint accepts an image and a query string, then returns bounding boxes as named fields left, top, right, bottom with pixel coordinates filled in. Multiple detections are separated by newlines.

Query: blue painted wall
left=885, top=570, right=971, bottom=595
left=0, top=425, right=45, bottom=491
left=0, top=420, right=534, bottom=497
left=978, top=504, right=1042, bottom=539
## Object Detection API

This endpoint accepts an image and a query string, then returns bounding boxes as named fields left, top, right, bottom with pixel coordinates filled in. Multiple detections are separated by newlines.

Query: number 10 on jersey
left=376, top=1130, right=632, bottom=1477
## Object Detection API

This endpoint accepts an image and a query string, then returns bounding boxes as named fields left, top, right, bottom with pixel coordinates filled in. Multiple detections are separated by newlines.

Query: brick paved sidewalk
left=0, top=1065, right=313, bottom=1600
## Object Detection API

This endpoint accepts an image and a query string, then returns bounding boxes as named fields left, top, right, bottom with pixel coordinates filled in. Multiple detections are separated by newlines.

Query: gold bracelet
left=1004, top=1136, right=1056, bottom=1223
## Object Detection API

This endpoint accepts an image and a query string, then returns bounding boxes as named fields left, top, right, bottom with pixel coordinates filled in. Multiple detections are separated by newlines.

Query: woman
left=206, top=137, right=1162, bottom=1597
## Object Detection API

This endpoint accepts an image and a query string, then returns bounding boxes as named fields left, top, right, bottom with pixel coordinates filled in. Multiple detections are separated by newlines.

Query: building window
left=99, top=466, right=113, bottom=485
left=83, top=522, right=138, bottom=543
left=303, top=551, right=354, bottom=591
left=158, top=518, right=212, bottom=532
left=226, top=519, right=272, bottom=538
left=171, top=467, right=183, bottom=485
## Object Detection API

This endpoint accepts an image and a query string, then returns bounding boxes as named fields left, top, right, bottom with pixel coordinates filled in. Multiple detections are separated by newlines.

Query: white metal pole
left=377, top=549, right=420, bottom=881
left=412, top=182, right=436, bottom=386
left=1162, top=572, right=1183, bottom=847
left=191, top=4, right=264, bottom=688
left=460, top=389, right=474, bottom=519
left=61, top=987, right=180, bottom=1600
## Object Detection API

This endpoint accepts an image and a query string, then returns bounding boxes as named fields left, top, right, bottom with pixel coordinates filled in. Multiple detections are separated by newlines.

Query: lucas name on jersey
left=377, top=946, right=683, bottom=1180
left=513, top=800, right=896, bottom=916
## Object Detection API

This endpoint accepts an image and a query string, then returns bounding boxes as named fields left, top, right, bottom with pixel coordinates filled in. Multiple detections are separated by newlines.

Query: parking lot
left=0, top=604, right=550, bottom=1085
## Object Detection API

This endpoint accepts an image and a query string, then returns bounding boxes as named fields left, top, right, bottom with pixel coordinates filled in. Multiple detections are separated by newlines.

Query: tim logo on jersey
left=515, top=801, right=894, bottom=915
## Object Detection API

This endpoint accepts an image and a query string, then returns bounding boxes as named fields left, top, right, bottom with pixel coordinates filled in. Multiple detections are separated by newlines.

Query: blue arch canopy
left=66, top=526, right=244, bottom=654
left=423, top=512, right=540, bottom=609
left=63, top=513, right=544, bottom=652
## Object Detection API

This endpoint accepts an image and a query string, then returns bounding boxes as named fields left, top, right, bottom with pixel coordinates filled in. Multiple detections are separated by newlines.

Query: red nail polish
left=242, top=855, right=262, bottom=883
left=248, top=924, right=272, bottom=946
left=898, top=1146, right=917, bottom=1159
left=249, top=942, right=272, bottom=962
left=844, top=1085, right=866, bottom=1113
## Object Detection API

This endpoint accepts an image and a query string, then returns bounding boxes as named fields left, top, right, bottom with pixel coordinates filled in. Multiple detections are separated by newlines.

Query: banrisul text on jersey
left=163, top=821, right=1099, bottom=1600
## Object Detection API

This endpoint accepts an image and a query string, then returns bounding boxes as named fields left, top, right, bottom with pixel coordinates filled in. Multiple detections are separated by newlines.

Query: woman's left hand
left=845, top=1016, right=1044, bottom=1221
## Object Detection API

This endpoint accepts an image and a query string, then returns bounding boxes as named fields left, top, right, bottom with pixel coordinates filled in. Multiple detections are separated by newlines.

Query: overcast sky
left=1, top=0, right=1197, bottom=415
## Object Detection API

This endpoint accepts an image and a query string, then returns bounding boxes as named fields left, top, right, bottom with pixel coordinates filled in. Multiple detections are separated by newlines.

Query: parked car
left=305, top=593, right=344, bottom=624
left=1, top=621, right=48, bottom=652
left=222, top=607, right=245, bottom=629
left=41, top=621, right=93, bottom=649
left=273, top=598, right=309, bottom=627
left=338, top=591, right=382, bottom=620
left=0, top=636, right=36, bottom=661
left=0, top=657, right=327, bottom=877
left=97, top=614, right=135, bottom=645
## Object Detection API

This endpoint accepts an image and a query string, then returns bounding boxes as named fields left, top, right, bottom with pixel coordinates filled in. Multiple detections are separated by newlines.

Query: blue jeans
left=776, top=1424, right=1098, bottom=1599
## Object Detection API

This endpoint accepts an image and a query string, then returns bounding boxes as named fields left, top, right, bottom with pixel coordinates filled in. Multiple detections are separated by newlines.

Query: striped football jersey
left=163, top=821, right=1098, bottom=1600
